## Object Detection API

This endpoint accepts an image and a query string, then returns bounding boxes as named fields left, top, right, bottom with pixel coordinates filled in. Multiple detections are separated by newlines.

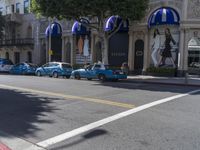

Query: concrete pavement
left=127, top=75, right=200, bottom=87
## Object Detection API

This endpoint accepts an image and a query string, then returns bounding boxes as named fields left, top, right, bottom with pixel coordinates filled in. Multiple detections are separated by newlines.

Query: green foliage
left=31, top=0, right=149, bottom=21
left=147, top=67, right=176, bottom=74
left=0, top=12, right=5, bottom=39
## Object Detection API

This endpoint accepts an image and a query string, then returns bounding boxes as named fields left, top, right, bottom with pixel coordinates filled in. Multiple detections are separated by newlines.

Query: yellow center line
left=0, top=84, right=135, bottom=109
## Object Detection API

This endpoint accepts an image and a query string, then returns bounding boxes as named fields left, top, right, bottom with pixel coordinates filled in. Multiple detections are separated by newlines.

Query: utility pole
left=48, top=17, right=52, bottom=62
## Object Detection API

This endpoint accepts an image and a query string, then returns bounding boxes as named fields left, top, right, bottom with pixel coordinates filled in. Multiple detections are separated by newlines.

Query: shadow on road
left=91, top=80, right=199, bottom=95
left=0, top=88, right=57, bottom=138
left=51, top=129, right=108, bottom=150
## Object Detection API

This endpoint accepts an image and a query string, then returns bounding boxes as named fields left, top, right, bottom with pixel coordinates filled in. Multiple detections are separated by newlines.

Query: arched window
left=188, top=37, right=200, bottom=75
left=5, top=52, right=9, bottom=60
left=27, top=51, right=32, bottom=63
left=27, top=26, right=32, bottom=38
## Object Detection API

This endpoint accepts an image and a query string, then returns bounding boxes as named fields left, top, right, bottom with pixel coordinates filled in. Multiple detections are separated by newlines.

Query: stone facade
left=0, top=0, right=35, bottom=64
left=128, top=0, right=200, bottom=75
left=0, top=0, right=199, bottom=75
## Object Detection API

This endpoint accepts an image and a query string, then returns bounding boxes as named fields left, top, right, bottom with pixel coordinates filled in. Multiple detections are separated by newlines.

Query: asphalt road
left=0, top=74, right=200, bottom=150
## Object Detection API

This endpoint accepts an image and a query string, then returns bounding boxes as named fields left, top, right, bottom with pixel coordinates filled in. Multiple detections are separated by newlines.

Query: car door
left=12, top=63, right=20, bottom=74
left=41, top=63, right=50, bottom=75
left=20, top=63, right=28, bottom=74
left=0, top=59, right=13, bottom=72
left=48, top=63, right=59, bottom=75
left=83, top=65, right=93, bottom=78
left=89, top=64, right=101, bottom=78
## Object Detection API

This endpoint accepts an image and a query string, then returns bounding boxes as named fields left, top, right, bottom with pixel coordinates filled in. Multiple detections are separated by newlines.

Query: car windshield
left=0, top=59, right=13, bottom=65
left=62, top=64, right=72, bottom=69
left=86, top=65, right=93, bottom=70
left=104, top=65, right=110, bottom=70
left=27, top=63, right=38, bottom=67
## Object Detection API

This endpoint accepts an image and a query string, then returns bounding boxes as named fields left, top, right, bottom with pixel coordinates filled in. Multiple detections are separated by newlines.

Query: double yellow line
left=0, top=84, right=135, bottom=109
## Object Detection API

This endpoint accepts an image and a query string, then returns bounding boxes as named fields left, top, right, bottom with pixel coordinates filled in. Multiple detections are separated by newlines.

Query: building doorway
left=108, top=33, right=129, bottom=66
left=134, top=39, right=144, bottom=74
left=14, top=52, right=20, bottom=64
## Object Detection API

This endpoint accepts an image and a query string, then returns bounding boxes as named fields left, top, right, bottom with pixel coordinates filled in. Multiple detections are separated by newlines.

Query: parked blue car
left=35, top=62, right=72, bottom=78
left=10, top=62, right=38, bottom=75
left=71, top=63, right=127, bottom=81
left=0, top=58, right=13, bottom=73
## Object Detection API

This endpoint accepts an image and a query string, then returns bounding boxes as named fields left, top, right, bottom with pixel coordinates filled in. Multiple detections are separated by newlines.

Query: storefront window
left=188, top=37, right=200, bottom=75
left=75, top=35, right=91, bottom=64
left=148, top=7, right=180, bottom=69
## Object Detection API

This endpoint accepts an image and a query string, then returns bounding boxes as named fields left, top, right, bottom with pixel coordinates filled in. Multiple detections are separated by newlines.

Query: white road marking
left=37, top=89, right=200, bottom=148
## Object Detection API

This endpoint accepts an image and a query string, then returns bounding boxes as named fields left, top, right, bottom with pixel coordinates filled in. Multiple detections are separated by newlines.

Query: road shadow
left=51, top=129, right=108, bottom=150
left=0, top=88, right=57, bottom=138
left=91, top=80, right=200, bottom=95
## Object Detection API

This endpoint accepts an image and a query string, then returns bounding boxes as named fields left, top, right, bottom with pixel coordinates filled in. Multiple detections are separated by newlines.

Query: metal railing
left=4, top=13, right=23, bottom=24
left=0, top=38, right=34, bottom=47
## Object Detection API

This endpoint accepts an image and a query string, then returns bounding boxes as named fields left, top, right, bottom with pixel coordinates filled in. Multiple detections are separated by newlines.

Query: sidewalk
left=0, top=131, right=45, bottom=150
left=127, top=75, right=200, bottom=87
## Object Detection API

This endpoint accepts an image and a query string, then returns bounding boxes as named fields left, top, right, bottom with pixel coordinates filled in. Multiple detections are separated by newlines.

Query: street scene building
left=0, top=0, right=200, bottom=76
left=0, top=0, right=34, bottom=64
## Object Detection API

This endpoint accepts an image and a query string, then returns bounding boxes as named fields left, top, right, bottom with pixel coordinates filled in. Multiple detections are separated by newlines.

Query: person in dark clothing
left=158, top=28, right=176, bottom=67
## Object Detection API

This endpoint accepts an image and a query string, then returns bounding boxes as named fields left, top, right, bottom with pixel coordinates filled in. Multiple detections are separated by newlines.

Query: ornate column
left=128, top=31, right=134, bottom=71
left=90, top=33, right=95, bottom=64
left=143, top=29, right=149, bottom=74
left=183, top=28, right=190, bottom=71
left=62, top=36, right=66, bottom=62
left=71, top=36, right=76, bottom=66
left=178, top=28, right=185, bottom=71
left=46, top=38, right=49, bottom=63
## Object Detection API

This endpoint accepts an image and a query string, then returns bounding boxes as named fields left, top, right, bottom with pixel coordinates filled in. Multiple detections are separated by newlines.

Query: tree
left=32, top=0, right=149, bottom=64
left=0, top=12, right=5, bottom=40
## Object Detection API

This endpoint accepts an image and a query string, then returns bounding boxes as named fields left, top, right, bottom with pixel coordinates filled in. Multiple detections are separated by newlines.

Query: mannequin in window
left=78, top=36, right=84, bottom=54
left=158, top=28, right=176, bottom=68
left=151, top=29, right=161, bottom=67
left=83, top=35, right=89, bottom=57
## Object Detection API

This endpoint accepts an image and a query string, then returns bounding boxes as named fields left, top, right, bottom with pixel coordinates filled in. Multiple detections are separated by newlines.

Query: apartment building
left=0, top=0, right=35, bottom=64
left=0, top=0, right=199, bottom=76
left=37, top=0, right=200, bottom=76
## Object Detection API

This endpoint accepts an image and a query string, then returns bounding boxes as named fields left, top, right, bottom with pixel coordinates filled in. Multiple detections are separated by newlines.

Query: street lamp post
left=48, top=17, right=52, bottom=62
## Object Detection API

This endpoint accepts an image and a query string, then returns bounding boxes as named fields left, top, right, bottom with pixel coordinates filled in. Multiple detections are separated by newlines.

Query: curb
left=0, top=143, right=11, bottom=150
left=125, top=79, right=200, bottom=87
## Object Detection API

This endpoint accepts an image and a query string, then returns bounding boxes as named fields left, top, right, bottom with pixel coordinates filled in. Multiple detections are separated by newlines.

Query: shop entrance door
left=134, top=39, right=144, bottom=74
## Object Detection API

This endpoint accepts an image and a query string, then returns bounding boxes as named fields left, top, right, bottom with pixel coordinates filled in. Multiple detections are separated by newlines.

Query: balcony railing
left=0, top=38, right=34, bottom=47
left=4, top=13, right=23, bottom=24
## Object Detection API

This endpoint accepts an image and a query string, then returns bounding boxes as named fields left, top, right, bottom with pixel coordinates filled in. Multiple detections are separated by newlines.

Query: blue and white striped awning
left=72, top=19, right=90, bottom=35
left=148, top=7, right=180, bottom=28
left=105, top=16, right=129, bottom=32
left=45, top=22, right=62, bottom=37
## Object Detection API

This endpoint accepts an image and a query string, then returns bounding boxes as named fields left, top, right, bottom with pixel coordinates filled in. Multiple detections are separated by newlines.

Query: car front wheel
left=74, top=73, right=81, bottom=80
left=98, top=74, right=106, bottom=81
left=53, top=72, right=59, bottom=78
left=36, top=71, right=41, bottom=77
